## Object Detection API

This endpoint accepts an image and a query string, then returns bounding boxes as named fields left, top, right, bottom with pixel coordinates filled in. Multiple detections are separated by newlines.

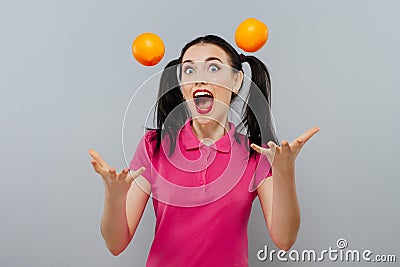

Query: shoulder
left=138, top=129, right=158, bottom=158
left=233, top=132, right=270, bottom=165
left=143, top=129, right=158, bottom=143
left=233, top=131, right=250, bottom=146
left=232, top=131, right=254, bottom=156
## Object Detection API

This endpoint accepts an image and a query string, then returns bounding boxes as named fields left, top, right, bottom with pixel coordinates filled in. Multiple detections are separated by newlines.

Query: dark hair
left=145, top=34, right=279, bottom=158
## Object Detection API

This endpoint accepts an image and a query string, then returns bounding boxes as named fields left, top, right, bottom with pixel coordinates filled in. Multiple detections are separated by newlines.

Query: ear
left=233, top=70, right=244, bottom=94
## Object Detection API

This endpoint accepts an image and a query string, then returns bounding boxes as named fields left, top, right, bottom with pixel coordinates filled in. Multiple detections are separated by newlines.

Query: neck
left=191, top=117, right=230, bottom=144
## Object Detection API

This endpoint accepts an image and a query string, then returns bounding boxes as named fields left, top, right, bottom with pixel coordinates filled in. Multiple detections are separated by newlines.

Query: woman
left=89, top=35, right=320, bottom=266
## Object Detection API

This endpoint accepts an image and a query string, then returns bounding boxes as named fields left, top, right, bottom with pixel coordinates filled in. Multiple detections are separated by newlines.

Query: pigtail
left=147, top=59, right=189, bottom=157
left=243, top=56, right=280, bottom=158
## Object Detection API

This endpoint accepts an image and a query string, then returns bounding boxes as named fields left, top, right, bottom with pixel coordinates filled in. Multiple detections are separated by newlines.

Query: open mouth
left=193, top=89, right=214, bottom=114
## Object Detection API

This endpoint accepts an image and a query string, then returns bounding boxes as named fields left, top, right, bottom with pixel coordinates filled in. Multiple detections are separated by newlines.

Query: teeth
left=194, top=91, right=213, bottom=98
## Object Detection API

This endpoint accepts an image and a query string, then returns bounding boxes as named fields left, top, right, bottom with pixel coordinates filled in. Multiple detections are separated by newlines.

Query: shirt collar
left=179, top=117, right=236, bottom=153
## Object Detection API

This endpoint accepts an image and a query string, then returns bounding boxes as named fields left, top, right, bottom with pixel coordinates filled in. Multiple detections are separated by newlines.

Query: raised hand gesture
left=250, top=127, right=320, bottom=172
left=88, top=148, right=145, bottom=195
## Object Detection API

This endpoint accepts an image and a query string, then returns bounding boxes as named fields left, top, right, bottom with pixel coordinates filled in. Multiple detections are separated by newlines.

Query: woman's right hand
left=88, top=148, right=146, bottom=195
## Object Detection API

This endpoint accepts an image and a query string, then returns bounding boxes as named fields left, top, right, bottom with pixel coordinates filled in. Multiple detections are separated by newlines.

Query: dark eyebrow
left=182, top=57, right=223, bottom=64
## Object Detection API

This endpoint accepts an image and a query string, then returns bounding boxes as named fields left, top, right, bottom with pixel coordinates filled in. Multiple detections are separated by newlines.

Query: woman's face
left=180, top=43, right=243, bottom=126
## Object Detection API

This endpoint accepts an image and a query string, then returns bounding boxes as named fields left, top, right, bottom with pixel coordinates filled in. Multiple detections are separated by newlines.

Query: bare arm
left=89, top=149, right=150, bottom=256
left=125, top=176, right=151, bottom=244
left=252, top=126, right=320, bottom=251
left=256, top=168, right=300, bottom=251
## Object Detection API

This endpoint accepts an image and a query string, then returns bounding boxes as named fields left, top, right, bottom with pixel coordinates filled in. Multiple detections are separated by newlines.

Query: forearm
left=100, top=188, right=130, bottom=255
left=270, top=166, right=300, bottom=250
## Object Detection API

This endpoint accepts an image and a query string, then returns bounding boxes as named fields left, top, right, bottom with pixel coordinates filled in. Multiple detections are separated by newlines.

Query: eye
left=208, top=64, right=219, bottom=72
left=184, top=67, right=195, bottom=75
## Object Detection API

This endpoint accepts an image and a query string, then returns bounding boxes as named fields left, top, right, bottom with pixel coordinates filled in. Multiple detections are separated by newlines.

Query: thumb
left=250, top=143, right=264, bottom=154
left=127, top=167, right=146, bottom=182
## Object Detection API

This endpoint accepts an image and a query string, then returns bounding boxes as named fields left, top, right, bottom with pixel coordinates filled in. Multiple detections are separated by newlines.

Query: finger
left=118, top=168, right=129, bottom=181
left=250, top=143, right=265, bottom=155
left=91, top=160, right=108, bottom=177
left=298, top=127, right=320, bottom=144
left=267, top=141, right=277, bottom=149
left=128, top=167, right=146, bottom=181
left=251, top=142, right=277, bottom=153
left=281, top=139, right=291, bottom=152
left=108, top=167, right=117, bottom=180
left=290, top=136, right=305, bottom=149
left=290, top=127, right=321, bottom=155
left=89, top=149, right=110, bottom=169
left=264, top=141, right=277, bottom=165
left=251, top=143, right=276, bottom=166
left=88, top=149, right=110, bottom=169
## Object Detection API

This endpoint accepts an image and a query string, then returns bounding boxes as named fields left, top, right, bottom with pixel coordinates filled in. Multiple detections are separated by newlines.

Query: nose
left=195, top=80, right=208, bottom=86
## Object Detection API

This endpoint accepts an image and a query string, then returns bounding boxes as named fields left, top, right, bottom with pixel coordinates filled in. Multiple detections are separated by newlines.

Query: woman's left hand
left=250, top=127, right=320, bottom=173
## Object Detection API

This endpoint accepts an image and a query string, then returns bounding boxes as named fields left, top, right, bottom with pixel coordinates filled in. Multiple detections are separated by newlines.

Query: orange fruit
left=235, top=18, right=269, bottom=52
left=132, top=32, right=165, bottom=66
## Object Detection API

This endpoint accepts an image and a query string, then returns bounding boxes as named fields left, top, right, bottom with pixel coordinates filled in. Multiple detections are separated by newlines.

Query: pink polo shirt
left=129, top=117, right=272, bottom=267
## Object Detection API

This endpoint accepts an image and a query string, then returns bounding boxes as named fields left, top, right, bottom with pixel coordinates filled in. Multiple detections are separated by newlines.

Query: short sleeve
left=249, top=152, right=272, bottom=192
left=129, top=131, right=155, bottom=186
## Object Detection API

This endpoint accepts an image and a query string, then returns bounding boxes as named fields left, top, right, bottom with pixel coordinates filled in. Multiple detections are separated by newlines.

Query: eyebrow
left=182, top=57, right=223, bottom=64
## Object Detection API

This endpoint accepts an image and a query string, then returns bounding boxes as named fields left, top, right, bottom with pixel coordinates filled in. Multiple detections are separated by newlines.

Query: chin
left=191, top=111, right=227, bottom=128
left=192, top=116, right=215, bottom=125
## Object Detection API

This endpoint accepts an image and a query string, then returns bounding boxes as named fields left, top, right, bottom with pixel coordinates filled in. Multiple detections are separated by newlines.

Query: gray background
left=1, top=0, right=399, bottom=266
